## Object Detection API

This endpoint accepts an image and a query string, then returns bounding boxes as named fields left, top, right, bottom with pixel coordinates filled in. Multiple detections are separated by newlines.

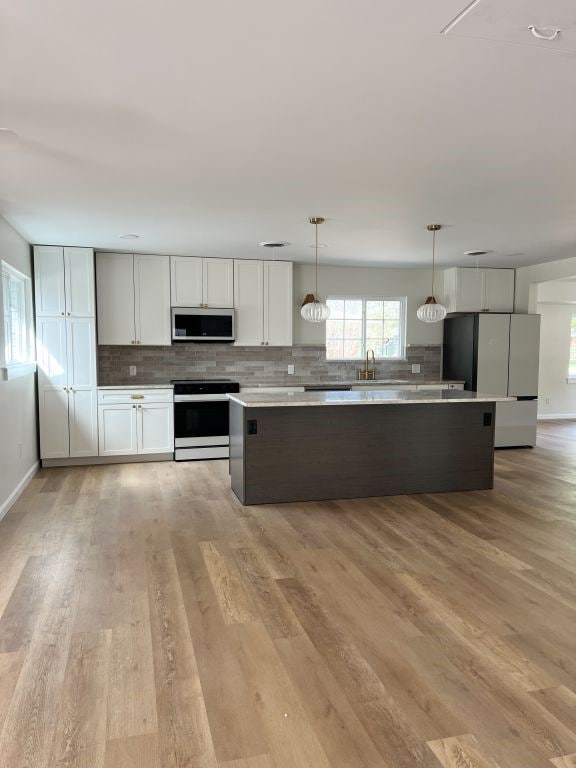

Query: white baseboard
left=537, top=413, right=576, bottom=420
left=0, top=461, right=39, bottom=522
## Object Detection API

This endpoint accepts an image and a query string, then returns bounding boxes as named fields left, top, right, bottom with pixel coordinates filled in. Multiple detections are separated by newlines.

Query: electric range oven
left=172, top=379, right=240, bottom=461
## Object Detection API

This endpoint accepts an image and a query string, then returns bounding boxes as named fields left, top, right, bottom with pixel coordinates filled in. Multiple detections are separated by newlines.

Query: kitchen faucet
left=357, top=349, right=376, bottom=380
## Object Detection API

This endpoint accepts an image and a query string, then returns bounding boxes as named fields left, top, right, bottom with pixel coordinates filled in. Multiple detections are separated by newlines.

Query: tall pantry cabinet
left=34, top=246, right=98, bottom=460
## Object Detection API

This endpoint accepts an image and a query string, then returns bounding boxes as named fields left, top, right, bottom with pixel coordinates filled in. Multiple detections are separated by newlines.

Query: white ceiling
left=1, top=0, right=576, bottom=269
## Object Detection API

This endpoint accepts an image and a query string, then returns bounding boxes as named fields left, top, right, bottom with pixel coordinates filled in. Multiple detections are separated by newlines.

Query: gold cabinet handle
left=130, top=394, right=145, bottom=399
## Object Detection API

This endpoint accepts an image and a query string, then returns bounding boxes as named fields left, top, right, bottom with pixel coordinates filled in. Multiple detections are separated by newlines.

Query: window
left=569, top=313, right=576, bottom=381
left=1, top=261, right=35, bottom=380
left=325, top=297, right=406, bottom=361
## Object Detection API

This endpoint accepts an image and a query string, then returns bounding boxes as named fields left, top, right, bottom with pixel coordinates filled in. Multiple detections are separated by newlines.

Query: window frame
left=568, top=312, right=576, bottom=384
left=325, top=295, right=407, bottom=362
left=0, top=261, right=36, bottom=381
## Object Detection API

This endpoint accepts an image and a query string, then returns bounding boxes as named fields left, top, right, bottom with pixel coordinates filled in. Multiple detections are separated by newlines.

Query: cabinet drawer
left=98, top=388, right=173, bottom=405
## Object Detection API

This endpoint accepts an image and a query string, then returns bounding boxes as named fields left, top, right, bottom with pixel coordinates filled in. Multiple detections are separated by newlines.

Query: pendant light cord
left=431, top=227, right=436, bottom=297
left=315, top=220, right=319, bottom=296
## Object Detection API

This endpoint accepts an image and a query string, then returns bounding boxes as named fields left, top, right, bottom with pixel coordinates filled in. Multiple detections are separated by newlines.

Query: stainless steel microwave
left=171, top=307, right=235, bottom=343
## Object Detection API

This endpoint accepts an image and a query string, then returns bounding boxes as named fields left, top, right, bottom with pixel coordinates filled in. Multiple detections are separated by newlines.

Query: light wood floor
left=1, top=422, right=576, bottom=767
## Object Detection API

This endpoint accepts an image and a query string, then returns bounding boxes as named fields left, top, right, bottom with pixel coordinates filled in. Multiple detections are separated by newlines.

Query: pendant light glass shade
left=301, top=217, right=330, bottom=323
left=416, top=298, right=447, bottom=323
left=417, top=224, right=447, bottom=324
left=301, top=296, right=331, bottom=322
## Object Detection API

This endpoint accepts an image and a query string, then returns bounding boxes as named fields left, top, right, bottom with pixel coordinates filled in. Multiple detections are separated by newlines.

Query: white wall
left=515, top=255, right=576, bottom=312
left=0, top=217, right=38, bottom=517
left=293, top=264, right=443, bottom=346
left=537, top=280, right=576, bottom=418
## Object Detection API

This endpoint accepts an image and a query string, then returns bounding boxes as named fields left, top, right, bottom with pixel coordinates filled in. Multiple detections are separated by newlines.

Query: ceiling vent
left=259, top=241, right=290, bottom=249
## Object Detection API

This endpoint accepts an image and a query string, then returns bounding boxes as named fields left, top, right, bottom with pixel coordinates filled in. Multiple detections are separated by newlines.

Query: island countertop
left=228, top=389, right=514, bottom=408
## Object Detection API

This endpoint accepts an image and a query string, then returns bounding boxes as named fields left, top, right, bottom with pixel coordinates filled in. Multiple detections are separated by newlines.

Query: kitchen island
left=228, top=389, right=513, bottom=505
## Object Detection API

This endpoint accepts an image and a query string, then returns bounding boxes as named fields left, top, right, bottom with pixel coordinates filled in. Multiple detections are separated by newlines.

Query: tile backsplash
left=97, top=344, right=442, bottom=386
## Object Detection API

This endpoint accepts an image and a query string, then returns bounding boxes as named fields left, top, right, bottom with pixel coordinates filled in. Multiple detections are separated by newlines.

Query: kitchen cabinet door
left=476, top=314, right=511, bottom=396
left=508, top=314, right=540, bottom=397
left=234, top=260, right=264, bottom=345
left=64, top=247, right=95, bottom=317
left=264, top=261, right=293, bottom=346
left=203, top=258, right=234, bottom=307
left=456, top=269, right=485, bottom=312
left=34, top=246, right=65, bottom=317
left=170, top=256, right=203, bottom=307
left=66, top=318, right=97, bottom=388
left=134, top=254, right=171, bottom=345
left=36, top=316, right=67, bottom=388
left=69, top=389, right=98, bottom=457
left=39, top=387, right=70, bottom=459
left=96, top=252, right=136, bottom=345
left=137, top=403, right=174, bottom=454
left=98, top=404, right=138, bottom=456
left=483, top=269, right=515, bottom=312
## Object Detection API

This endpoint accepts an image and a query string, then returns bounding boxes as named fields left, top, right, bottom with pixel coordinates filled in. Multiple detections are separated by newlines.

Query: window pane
left=383, top=319, right=400, bottom=339
left=385, top=339, right=400, bottom=358
left=344, top=319, right=362, bottom=339
left=366, top=319, right=382, bottom=338
left=366, top=300, right=383, bottom=319
left=326, top=319, right=344, bottom=339
left=383, top=301, right=401, bottom=319
left=344, top=300, right=362, bottom=319
left=343, top=339, right=362, bottom=359
left=327, top=299, right=344, bottom=319
left=326, top=339, right=344, bottom=360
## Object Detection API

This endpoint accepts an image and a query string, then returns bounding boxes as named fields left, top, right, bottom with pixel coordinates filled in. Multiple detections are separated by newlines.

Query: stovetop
left=170, top=378, right=233, bottom=384
left=172, top=378, right=240, bottom=395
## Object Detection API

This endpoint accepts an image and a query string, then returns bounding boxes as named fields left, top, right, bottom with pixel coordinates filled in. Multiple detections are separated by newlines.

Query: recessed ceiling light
left=259, top=241, right=290, bottom=249
left=309, top=243, right=328, bottom=248
left=120, top=234, right=140, bottom=240
left=464, top=250, right=491, bottom=256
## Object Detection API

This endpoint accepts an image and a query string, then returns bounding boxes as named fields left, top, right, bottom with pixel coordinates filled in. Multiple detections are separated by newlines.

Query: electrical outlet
left=412, top=363, right=421, bottom=374
left=287, top=364, right=295, bottom=375
left=129, top=365, right=137, bottom=377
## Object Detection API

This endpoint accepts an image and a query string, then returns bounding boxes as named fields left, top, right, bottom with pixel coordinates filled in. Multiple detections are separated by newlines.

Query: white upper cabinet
left=96, top=252, right=170, bottom=345
left=170, top=256, right=203, bottom=307
left=264, top=261, right=293, bottom=346
left=96, top=253, right=135, bottom=345
left=134, top=254, right=171, bottom=345
left=63, top=247, right=95, bottom=317
left=234, top=260, right=264, bottom=345
left=233, top=260, right=292, bottom=346
left=443, top=267, right=515, bottom=313
left=203, top=258, right=234, bottom=307
left=34, top=246, right=66, bottom=316
left=34, top=246, right=94, bottom=317
left=170, top=256, right=234, bottom=307
left=483, top=269, right=516, bottom=312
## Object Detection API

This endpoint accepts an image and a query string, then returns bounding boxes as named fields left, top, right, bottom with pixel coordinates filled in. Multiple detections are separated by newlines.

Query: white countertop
left=97, top=384, right=174, bottom=390
left=242, top=379, right=464, bottom=388
left=228, top=390, right=515, bottom=408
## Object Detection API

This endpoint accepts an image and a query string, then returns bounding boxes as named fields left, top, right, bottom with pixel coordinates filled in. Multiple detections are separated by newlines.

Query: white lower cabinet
left=39, top=388, right=71, bottom=459
left=98, top=390, right=174, bottom=457
left=138, top=403, right=174, bottom=454
left=98, top=404, right=139, bottom=456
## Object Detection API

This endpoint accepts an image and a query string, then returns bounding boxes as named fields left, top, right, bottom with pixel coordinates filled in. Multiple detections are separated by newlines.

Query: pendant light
left=417, top=224, right=447, bottom=323
left=301, top=217, right=331, bottom=323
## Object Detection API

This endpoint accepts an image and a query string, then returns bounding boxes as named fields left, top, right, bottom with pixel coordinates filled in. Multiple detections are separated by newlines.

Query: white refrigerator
left=442, top=313, right=540, bottom=447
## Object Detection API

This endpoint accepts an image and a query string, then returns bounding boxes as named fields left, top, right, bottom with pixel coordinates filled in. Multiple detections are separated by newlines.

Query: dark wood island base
left=229, top=398, right=496, bottom=505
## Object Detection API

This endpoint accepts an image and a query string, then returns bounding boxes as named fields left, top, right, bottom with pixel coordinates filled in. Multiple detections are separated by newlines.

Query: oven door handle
left=174, top=394, right=231, bottom=402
